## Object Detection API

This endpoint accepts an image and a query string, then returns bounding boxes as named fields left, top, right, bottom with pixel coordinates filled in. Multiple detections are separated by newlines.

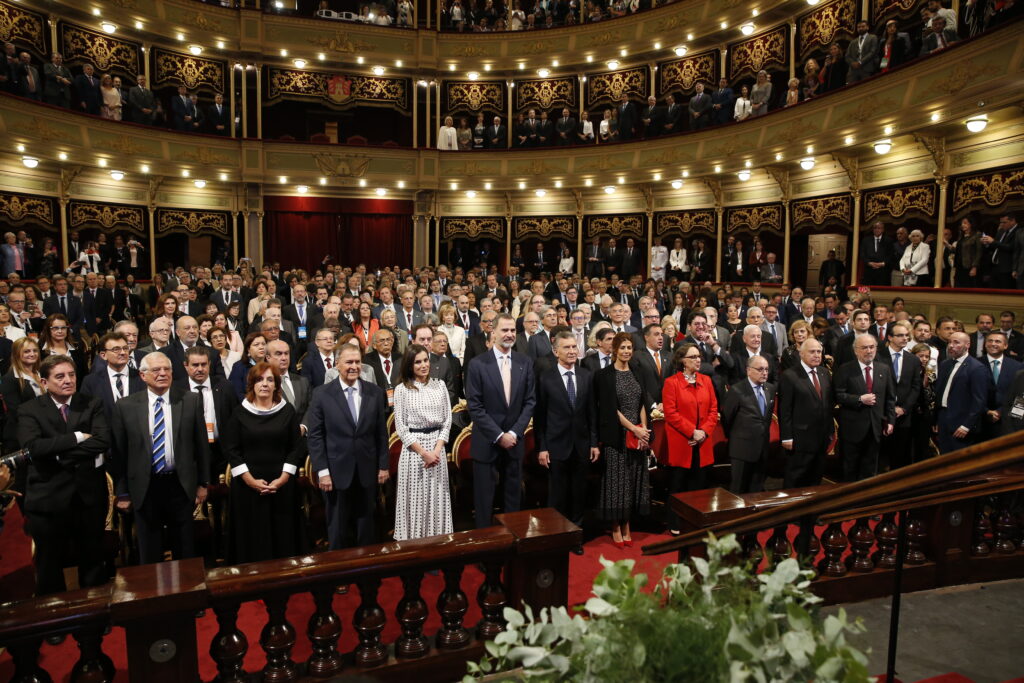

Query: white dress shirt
left=189, top=378, right=218, bottom=439
left=148, top=390, right=174, bottom=471
left=318, top=378, right=362, bottom=478
left=107, top=365, right=129, bottom=401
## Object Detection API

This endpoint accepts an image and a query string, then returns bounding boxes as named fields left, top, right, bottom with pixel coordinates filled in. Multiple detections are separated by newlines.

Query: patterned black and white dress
left=598, top=369, right=651, bottom=521
left=393, top=378, right=453, bottom=540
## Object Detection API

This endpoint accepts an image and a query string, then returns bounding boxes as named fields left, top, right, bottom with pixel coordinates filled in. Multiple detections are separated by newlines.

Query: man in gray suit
left=846, top=20, right=879, bottom=84
left=42, top=52, right=72, bottom=108
left=266, top=340, right=311, bottom=421
left=111, top=352, right=211, bottom=565
left=721, top=355, right=777, bottom=493
left=128, top=75, right=157, bottom=125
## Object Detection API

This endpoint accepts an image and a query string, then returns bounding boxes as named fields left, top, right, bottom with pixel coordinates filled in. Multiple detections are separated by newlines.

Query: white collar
left=987, top=354, right=1003, bottom=363
left=241, top=398, right=288, bottom=416
left=800, top=361, right=817, bottom=375
left=107, top=365, right=128, bottom=380
left=189, top=378, right=211, bottom=390
left=493, top=346, right=511, bottom=362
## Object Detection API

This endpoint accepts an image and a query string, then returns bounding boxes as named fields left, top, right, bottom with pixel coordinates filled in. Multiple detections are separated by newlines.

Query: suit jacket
left=486, top=124, right=507, bottom=149
left=860, top=234, right=893, bottom=266
left=631, top=345, right=674, bottom=403
left=583, top=244, right=606, bottom=278
left=42, top=63, right=72, bottom=104
left=170, top=93, right=197, bottom=131
left=877, top=347, right=922, bottom=424
left=110, top=388, right=211, bottom=507
left=205, top=102, right=230, bottom=134
left=999, top=367, right=1024, bottom=435
left=454, top=309, right=480, bottom=336
left=429, top=352, right=462, bottom=406
left=212, top=288, right=240, bottom=313
left=620, top=248, right=643, bottom=278
left=14, top=62, right=40, bottom=100
left=721, top=380, right=776, bottom=462
left=760, top=321, right=787, bottom=356
left=617, top=101, right=637, bottom=140
left=82, top=288, right=114, bottom=335
left=834, top=359, right=897, bottom=441
left=555, top=116, right=576, bottom=144
left=0, top=243, right=26, bottom=277
left=172, top=376, right=237, bottom=434
left=527, top=330, right=555, bottom=359
left=641, top=105, right=662, bottom=137
left=728, top=331, right=779, bottom=358
left=73, top=73, right=102, bottom=114
left=687, top=92, right=712, bottom=124
left=934, top=355, right=992, bottom=438
left=759, top=261, right=783, bottom=282
left=300, top=350, right=333, bottom=388
left=307, top=379, right=388, bottom=490
left=128, top=86, right=156, bottom=123
left=394, top=307, right=424, bottom=332
left=778, top=364, right=835, bottom=449
left=163, top=342, right=226, bottom=382
left=988, top=355, right=1023, bottom=409
left=920, top=28, right=959, bottom=55
left=282, top=303, right=324, bottom=343
left=81, top=367, right=146, bottom=419
left=363, top=350, right=401, bottom=390
left=41, top=293, right=85, bottom=334
left=534, top=363, right=597, bottom=460
left=16, top=393, right=110, bottom=513
left=536, top=119, right=554, bottom=146
left=661, top=102, right=683, bottom=133
left=845, top=33, right=879, bottom=78
left=464, top=349, right=536, bottom=463
left=710, top=87, right=735, bottom=125
left=730, top=348, right=779, bottom=385
left=690, top=250, right=712, bottom=279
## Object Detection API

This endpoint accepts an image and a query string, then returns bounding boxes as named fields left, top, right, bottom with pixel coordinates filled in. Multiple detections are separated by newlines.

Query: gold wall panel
left=951, top=166, right=1024, bottom=213
left=156, top=208, right=229, bottom=236
left=0, top=191, right=54, bottom=227
left=728, top=26, right=788, bottom=82
left=516, top=78, right=577, bottom=112
left=655, top=210, right=716, bottom=236
left=797, top=0, right=857, bottom=60
left=441, top=217, right=504, bottom=240
left=727, top=204, right=783, bottom=233
left=267, top=68, right=409, bottom=111
left=586, top=68, right=647, bottom=108
left=864, top=183, right=936, bottom=221
left=658, top=50, right=717, bottom=94
left=513, top=216, right=576, bottom=240
left=871, top=0, right=921, bottom=24
left=445, top=81, right=505, bottom=113
left=59, top=22, right=141, bottom=78
left=792, top=194, right=852, bottom=227
left=585, top=213, right=644, bottom=238
left=69, top=201, right=146, bottom=236
left=153, top=48, right=225, bottom=93
left=0, top=0, right=45, bottom=55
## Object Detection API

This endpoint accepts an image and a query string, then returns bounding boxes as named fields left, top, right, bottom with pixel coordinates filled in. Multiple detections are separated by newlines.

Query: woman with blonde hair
left=785, top=77, right=801, bottom=107
left=437, top=115, right=458, bottom=150
left=660, top=315, right=684, bottom=346
left=437, top=302, right=466, bottom=362
left=780, top=320, right=813, bottom=372
left=0, top=336, right=44, bottom=448
left=99, top=74, right=122, bottom=120
left=750, top=70, right=772, bottom=117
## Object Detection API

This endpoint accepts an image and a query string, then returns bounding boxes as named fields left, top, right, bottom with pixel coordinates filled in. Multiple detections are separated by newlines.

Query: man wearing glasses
left=878, top=321, right=922, bottom=470
left=720, top=355, right=776, bottom=494
left=82, top=332, right=145, bottom=421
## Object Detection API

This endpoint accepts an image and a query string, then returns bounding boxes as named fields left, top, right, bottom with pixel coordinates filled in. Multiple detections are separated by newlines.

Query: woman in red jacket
left=661, top=342, right=719, bottom=535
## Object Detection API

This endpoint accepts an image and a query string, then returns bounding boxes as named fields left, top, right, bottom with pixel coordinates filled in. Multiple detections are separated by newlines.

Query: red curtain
left=263, top=197, right=413, bottom=272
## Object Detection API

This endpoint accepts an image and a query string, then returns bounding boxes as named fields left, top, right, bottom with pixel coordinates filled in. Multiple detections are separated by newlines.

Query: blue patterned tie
left=755, top=384, right=766, bottom=417
left=151, top=396, right=166, bottom=473
left=346, top=386, right=358, bottom=423
left=565, top=371, right=576, bottom=408
left=892, top=352, right=900, bottom=381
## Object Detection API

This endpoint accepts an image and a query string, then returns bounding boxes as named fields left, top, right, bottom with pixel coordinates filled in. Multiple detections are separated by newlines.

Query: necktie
left=462, top=313, right=469, bottom=328
left=602, top=356, right=610, bottom=368
left=58, top=403, right=69, bottom=422
left=992, top=359, right=1001, bottom=383
left=654, top=351, right=661, bottom=375
left=282, top=377, right=295, bottom=405
left=755, top=384, right=766, bottom=416
left=384, top=358, right=392, bottom=377
left=406, top=312, right=412, bottom=328
left=699, top=341, right=706, bottom=356
left=864, top=365, right=874, bottom=393
left=345, top=386, right=359, bottom=422
left=878, top=326, right=885, bottom=342
left=565, top=371, right=576, bottom=408
left=151, top=397, right=166, bottom=473
left=941, top=359, right=961, bottom=408
left=298, top=304, right=305, bottom=324
left=115, top=373, right=124, bottom=399
left=500, top=355, right=512, bottom=404
left=810, top=368, right=822, bottom=398
left=325, top=356, right=332, bottom=369
left=892, top=352, right=901, bottom=381
left=128, top=355, right=137, bottom=371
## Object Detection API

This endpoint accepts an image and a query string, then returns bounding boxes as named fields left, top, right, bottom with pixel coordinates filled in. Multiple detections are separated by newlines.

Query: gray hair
left=139, top=351, right=171, bottom=372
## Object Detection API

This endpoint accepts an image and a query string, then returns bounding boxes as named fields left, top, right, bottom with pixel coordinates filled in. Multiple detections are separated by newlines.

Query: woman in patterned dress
left=594, top=332, right=653, bottom=548
left=393, top=344, right=453, bottom=541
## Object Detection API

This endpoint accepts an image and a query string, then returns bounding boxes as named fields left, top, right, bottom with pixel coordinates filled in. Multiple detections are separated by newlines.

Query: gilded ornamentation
left=442, top=217, right=503, bottom=240
left=154, top=48, right=224, bottom=92
left=445, top=81, right=504, bottom=112
left=864, top=184, right=936, bottom=220
left=181, top=12, right=222, bottom=32
left=655, top=210, right=715, bottom=236
left=584, top=30, right=622, bottom=47
left=267, top=68, right=408, bottom=110
left=108, top=0, right=138, bottom=8
left=61, top=23, right=140, bottom=76
left=952, top=168, right=1024, bottom=212
left=516, top=78, right=576, bottom=111
left=313, top=152, right=372, bottom=177
left=727, top=205, right=783, bottom=233
left=913, top=133, right=946, bottom=177
left=157, top=209, right=228, bottom=236
left=658, top=50, right=716, bottom=93
left=512, top=40, right=554, bottom=56
left=13, top=116, right=72, bottom=142
left=0, top=193, right=53, bottom=225
left=773, top=118, right=819, bottom=145
left=706, top=135, right=745, bottom=158
left=837, top=94, right=896, bottom=124
left=69, top=201, right=145, bottom=233
left=728, top=26, right=787, bottom=82
left=792, top=194, right=852, bottom=226
left=766, top=166, right=791, bottom=202
left=0, top=1, right=45, bottom=54
left=645, top=147, right=694, bottom=165
left=937, top=59, right=987, bottom=96
left=514, top=216, right=575, bottom=239
left=511, top=160, right=557, bottom=176
left=798, top=0, right=857, bottom=60
left=176, top=148, right=233, bottom=165
left=575, top=154, right=627, bottom=172
left=832, top=152, right=859, bottom=190
left=308, top=31, right=376, bottom=55
left=586, top=68, right=646, bottom=108
left=872, top=0, right=920, bottom=23
left=586, top=214, right=644, bottom=238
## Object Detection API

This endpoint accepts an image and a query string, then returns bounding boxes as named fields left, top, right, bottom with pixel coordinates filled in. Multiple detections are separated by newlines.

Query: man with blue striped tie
left=111, top=351, right=211, bottom=565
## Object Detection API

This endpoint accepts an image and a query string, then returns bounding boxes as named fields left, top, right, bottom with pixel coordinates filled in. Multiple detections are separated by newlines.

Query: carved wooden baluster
left=740, top=532, right=763, bottom=565
left=395, top=572, right=430, bottom=659
left=904, top=512, right=927, bottom=565
left=766, top=526, right=792, bottom=567
left=306, top=586, right=342, bottom=678
left=70, top=625, right=114, bottom=683
left=7, top=637, right=50, bottom=683
left=873, top=512, right=898, bottom=569
left=847, top=518, right=875, bottom=573
left=818, top=522, right=848, bottom=577
left=210, top=602, right=248, bottom=683
left=476, top=560, right=507, bottom=641
left=972, top=507, right=992, bottom=556
left=354, top=578, right=388, bottom=667
left=436, top=565, right=470, bottom=650
left=993, top=504, right=1018, bottom=554
left=261, top=594, right=298, bottom=682
left=808, top=532, right=821, bottom=555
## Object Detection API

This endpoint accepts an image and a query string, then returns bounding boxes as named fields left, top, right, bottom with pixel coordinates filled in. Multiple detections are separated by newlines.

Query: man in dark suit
left=620, top=238, right=643, bottom=279
left=982, top=214, right=1019, bottom=289
left=307, top=344, right=389, bottom=549
left=42, top=52, right=72, bottom=108
left=779, top=338, right=834, bottom=488
left=710, top=78, right=735, bottom=126
left=920, top=15, right=958, bottom=55
left=82, top=272, right=113, bottom=335
left=833, top=310, right=874, bottom=368
left=206, top=93, right=230, bottom=135
left=17, top=354, right=110, bottom=595
left=534, top=331, right=598, bottom=539
left=934, top=332, right=992, bottom=454
left=877, top=322, right=922, bottom=470
left=12, top=51, right=40, bottom=100
left=463, top=311, right=497, bottom=373
left=282, top=283, right=323, bottom=348
left=170, top=84, right=197, bottom=132
left=212, top=273, right=240, bottom=312
left=422, top=328, right=462, bottom=406
left=661, top=93, right=683, bottom=134
left=127, top=74, right=157, bottom=124
left=555, top=107, right=576, bottom=145
left=486, top=115, right=507, bottom=149
left=266, top=340, right=311, bottom=422
left=860, top=222, right=894, bottom=286
left=981, top=330, right=1022, bottom=440
left=730, top=325, right=778, bottom=385
left=969, top=313, right=996, bottom=358
left=363, top=328, right=401, bottom=394
left=73, top=64, right=102, bottom=114
left=172, top=346, right=238, bottom=480
left=689, top=240, right=713, bottom=282
left=632, top=322, right=673, bottom=404
left=527, top=306, right=559, bottom=359
left=395, top=290, right=424, bottom=335
left=604, top=237, right=623, bottom=277
left=581, top=327, right=615, bottom=374
left=834, top=334, right=897, bottom=481
left=454, top=294, right=480, bottom=336
left=82, top=332, right=146, bottom=420
left=165, top=316, right=226, bottom=382
left=583, top=237, right=605, bottom=278
left=683, top=310, right=734, bottom=400
left=301, top=328, right=338, bottom=388
left=845, top=20, right=879, bottom=83
left=721, top=355, right=776, bottom=493
left=536, top=110, right=554, bottom=147
left=687, top=82, right=712, bottom=131
left=617, top=94, right=636, bottom=141
left=464, top=313, right=537, bottom=528
left=111, top=351, right=211, bottom=564
left=999, top=361, right=1024, bottom=435
left=640, top=95, right=662, bottom=138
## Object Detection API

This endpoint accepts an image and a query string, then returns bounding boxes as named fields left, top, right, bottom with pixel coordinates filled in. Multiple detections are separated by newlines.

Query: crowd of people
left=2, top=219, right=1023, bottom=603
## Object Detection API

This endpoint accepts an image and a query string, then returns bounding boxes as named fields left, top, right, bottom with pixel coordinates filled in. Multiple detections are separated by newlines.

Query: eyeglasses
left=103, top=346, right=130, bottom=353
left=683, top=354, right=702, bottom=359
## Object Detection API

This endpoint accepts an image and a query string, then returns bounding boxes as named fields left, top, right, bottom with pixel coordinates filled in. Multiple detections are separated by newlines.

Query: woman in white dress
left=668, top=237, right=689, bottom=281
left=437, top=115, right=458, bottom=151
left=899, top=229, right=932, bottom=287
left=558, top=244, right=575, bottom=275
left=734, top=85, right=753, bottom=121
left=393, top=344, right=453, bottom=541
left=437, top=302, right=466, bottom=362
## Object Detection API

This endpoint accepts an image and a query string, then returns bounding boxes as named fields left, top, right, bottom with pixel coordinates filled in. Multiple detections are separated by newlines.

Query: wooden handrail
left=643, top=431, right=1024, bottom=555
left=0, top=586, right=110, bottom=642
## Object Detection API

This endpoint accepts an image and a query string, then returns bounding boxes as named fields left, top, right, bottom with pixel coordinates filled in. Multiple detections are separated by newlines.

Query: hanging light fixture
left=737, top=169, right=751, bottom=181
left=799, top=157, right=815, bottom=170
left=965, top=114, right=988, bottom=133
left=21, top=156, right=39, bottom=168
left=109, top=170, right=125, bottom=181
left=873, top=139, right=892, bottom=154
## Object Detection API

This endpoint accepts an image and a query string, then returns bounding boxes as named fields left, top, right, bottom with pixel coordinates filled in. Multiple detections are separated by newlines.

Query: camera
left=0, top=449, right=31, bottom=471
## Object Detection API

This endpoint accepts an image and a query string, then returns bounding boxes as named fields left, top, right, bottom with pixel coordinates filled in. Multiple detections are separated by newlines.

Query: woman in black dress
left=910, top=343, right=937, bottom=464
left=223, top=362, right=307, bottom=564
left=594, top=332, right=653, bottom=548
left=229, top=333, right=268, bottom=400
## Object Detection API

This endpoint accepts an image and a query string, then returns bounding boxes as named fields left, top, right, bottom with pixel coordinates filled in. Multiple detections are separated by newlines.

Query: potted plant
left=465, top=534, right=870, bottom=682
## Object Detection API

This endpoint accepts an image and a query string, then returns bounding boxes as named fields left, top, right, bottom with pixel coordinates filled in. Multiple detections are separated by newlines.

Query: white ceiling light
left=375, top=187, right=387, bottom=196
left=296, top=185, right=309, bottom=193
left=450, top=182, right=458, bottom=190
left=100, top=21, right=117, bottom=34
left=397, top=180, right=405, bottom=188
left=930, top=112, right=940, bottom=122
left=535, top=189, right=546, bottom=197
left=58, top=152, right=68, bottom=161
left=193, top=179, right=206, bottom=188
left=176, top=33, right=185, bottom=41
left=606, top=60, right=619, bottom=70
left=21, top=156, right=39, bottom=168
left=188, top=44, right=203, bottom=55
left=109, top=170, right=125, bottom=181
left=799, top=157, right=815, bottom=170
left=537, top=68, right=550, bottom=78
left=140, top=164, right=150, bottom=173
left=740, top=23, right=756, bottom=36
left=873, top=139, right=892, bottom=154
left=216, top=40, right=226, bottom=49
left=395, top=60, right=403, bottom=67
left=518, top=181, right=526, bottom=190
left=843, top=135, right=854, bottom=145
left=467, top=71, right=479, bottom=81
left=357, top=56, right=364, bottom=64
left=807, top=0, right=821, bottom=4
left=554, top=180, right=562, bottom=188
left=714, top=165, right=721, bottom=173
left=318, top=53, right=326, bottom=61
left=653, top=42, right=661, bottom=50
left=619, top=49, right=627, bottom=57
left=551, top=59, right=559, bottom=67
left=293, top=58, right=307, bottom=69
left=181, top=169, right=190, bottom=177
left=484, top=182, right=492, bottom=190
left=372, top=66, right=385, bottom=76
left=674, top=46, right=687, bottom=57
left=279, top=48, right=288, bottom=57
left=319, top=177, right=327, bottom=185
left=359, top=179, right=367, bottom=187
left=670, top=179, right=683, bottom=190
left=965, top=114, right=988, bottom=133
left=219, top=173, right=228, bottom=181
left=584, top=178, right=592, bottom=186
left=737, top=169, right=751, bottom=181
left=466, top=190, right=477, bottom=198
left=134, top=21, right=143, bottom=29
left=604, top=186, right=616, bottom=194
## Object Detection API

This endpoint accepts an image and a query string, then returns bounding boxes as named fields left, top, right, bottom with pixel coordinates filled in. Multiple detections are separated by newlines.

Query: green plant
left=465, top=533, right=870, bottom=683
